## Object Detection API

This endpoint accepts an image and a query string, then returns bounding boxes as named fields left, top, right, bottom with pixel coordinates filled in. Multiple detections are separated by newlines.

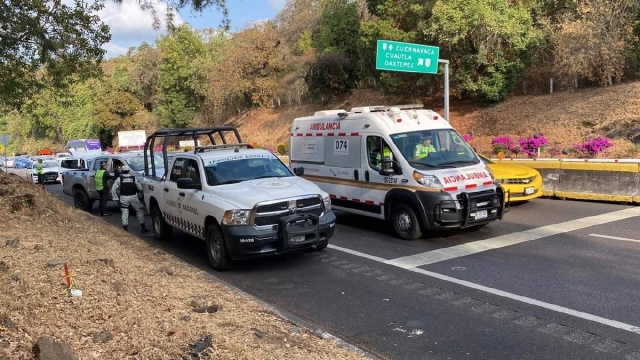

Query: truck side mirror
left=293, top=166, right=304, bottom=176
left=380, top=156, right=395, bottom=176
left=177, top=178, right=201, bottom=190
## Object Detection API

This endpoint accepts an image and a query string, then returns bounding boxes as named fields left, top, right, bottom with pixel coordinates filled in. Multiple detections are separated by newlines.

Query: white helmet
left=121, top=165, right=131, bottom=173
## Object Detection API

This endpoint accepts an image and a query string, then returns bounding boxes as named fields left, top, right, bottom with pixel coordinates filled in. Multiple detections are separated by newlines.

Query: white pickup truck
left=142, top=127, right=336, bottom=270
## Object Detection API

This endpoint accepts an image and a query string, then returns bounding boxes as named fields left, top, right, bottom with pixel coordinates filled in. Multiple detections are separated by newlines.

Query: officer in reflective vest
left=374, top=145, right=392, bottom=169
left=414, top=137, right=436, bottom=160
left=34, top=159, right=45, bottom=189
left=111, top=166, right=149, bottom=233
left=95, top=161, right=114, bottom=217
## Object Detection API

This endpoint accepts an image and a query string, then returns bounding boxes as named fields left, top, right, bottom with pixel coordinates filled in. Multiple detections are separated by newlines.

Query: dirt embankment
left=230, top=83, right=640, bottom=158
left=0, top=170, right=366, bottom=359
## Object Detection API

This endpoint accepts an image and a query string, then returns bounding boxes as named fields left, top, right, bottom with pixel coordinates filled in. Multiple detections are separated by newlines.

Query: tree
left=309, top=0, right=363, bottom=95
left=551, top=0, right=640, bottom=86
left=426, top=0, right=543, bottom=103
left=156, top=25, right=207, bottom=128
left=0, top=0, right=111, bottom=108
left=202, top=21, right=284, bottom=122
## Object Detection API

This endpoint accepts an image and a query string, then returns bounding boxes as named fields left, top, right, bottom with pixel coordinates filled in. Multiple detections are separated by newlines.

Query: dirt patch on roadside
left=0, top=171, right=366, bottom=359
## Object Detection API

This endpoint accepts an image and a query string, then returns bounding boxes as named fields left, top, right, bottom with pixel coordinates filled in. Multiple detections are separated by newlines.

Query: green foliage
left=0, top=0, right=111, bottom=108
left=309, top=0, right=363, bottom=96
left=277, top=143, right=289, bottom=155
left=306, top=53, right=352, bottom=98
left=156, top=25, right=207, bottom=128
left=297, top=30, right=314, bottom=55
left=426, top=0, right=542, bottom=103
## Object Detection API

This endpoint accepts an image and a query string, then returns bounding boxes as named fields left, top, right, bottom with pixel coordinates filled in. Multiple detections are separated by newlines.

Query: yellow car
left=479, top=155, right=542, bottom=202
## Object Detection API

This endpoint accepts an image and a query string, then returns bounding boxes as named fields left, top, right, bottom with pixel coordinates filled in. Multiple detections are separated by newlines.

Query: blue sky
left=100, top=0, right=285, bottom=58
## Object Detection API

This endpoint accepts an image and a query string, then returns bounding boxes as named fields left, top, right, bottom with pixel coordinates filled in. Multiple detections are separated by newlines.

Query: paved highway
left=34, top=175, right=640, bottom=359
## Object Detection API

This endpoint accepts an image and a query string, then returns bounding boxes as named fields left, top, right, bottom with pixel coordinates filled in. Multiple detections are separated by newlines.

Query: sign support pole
left=438, top=59, right=450, bottom=122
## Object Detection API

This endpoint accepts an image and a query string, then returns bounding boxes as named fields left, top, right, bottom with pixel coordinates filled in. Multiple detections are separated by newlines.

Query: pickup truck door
left=174, top=158, right=206, bottom=239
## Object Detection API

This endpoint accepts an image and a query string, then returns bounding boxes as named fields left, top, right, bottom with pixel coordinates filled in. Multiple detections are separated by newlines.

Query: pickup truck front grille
left=253, top=197, right=323, bottom=227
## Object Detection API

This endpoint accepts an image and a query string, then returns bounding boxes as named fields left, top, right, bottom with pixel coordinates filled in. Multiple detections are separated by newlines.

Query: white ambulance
left=289, top=104, right=508, bottom=240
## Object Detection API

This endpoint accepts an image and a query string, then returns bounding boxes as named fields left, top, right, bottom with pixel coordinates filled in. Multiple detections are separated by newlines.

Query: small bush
left=277, top=144, right=288, bottom=155
left=518, top=133, right=548, bottom=158
left=491, top=136, right=514, bottom=154
left=576, top=136, right=614, bottom=157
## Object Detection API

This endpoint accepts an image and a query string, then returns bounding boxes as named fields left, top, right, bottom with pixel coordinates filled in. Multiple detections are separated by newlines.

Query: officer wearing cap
left=111, top=165, right=149, bottom=233
left=95, top=161, right=114, bottom=217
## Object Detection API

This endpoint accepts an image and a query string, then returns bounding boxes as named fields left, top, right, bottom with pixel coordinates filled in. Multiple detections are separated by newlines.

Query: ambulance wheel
left=206, top=224, right=233, bottom=271
left=391, top=203, right=422, bottom=240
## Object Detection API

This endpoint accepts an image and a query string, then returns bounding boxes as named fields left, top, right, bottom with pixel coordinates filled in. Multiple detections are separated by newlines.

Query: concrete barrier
left=493, top=158, right=640, bottom=204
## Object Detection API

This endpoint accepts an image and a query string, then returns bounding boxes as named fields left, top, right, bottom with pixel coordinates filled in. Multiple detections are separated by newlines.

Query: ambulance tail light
left=413, top=171, right=443, bottom=189
left=433, top=115, right=439, bottom=120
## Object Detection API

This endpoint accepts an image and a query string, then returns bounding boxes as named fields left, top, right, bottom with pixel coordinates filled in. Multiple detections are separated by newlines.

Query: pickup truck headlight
left=413, top=171, right=443, bottom=189
left=322, top=195, right=332, bottom=211
left=222, top=209, right=251, bottom=225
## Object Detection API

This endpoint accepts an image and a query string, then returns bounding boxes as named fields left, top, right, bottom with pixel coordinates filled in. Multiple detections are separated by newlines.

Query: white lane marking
left=327, top=244, right=388, bottom=263
left=589, top=233, right=640, bottom=244
left=405, top=267, right=640, bottom=335
left=326, top=207, right=640, bottom=335
left=327, top=242, right=640, bottom=335
left=384, top=207, right=640, bottom=269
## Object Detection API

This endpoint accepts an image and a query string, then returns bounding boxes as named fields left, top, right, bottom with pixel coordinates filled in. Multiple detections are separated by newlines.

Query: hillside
left=228, top=82, right=640, bottom=159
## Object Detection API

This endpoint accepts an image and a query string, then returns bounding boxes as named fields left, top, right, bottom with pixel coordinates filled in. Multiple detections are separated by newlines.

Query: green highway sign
left=376, top=40, right=440, bottom=74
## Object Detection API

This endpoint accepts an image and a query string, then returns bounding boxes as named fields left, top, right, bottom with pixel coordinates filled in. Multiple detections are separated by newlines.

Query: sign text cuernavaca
left=376, top=40, right=440, bottom=74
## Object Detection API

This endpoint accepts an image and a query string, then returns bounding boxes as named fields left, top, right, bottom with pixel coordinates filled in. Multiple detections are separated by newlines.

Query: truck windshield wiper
left=216, top=179, right=243, bottom=185
left=437, top=160, right=477, bottom=167
left=408, top=161, right=455, bottom=169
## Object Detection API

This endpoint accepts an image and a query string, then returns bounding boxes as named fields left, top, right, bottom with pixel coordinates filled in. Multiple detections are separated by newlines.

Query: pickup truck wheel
left=151, top=205, right=172, bottom=241
left=391, top=203, right=422, bottom=240
left=73, top=189, right=93, bottom=212
left=205, top=224, right=233, bottom=271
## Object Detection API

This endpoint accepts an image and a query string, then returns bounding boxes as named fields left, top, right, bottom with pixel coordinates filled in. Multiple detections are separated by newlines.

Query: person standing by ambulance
left=111, top=166, right=149, bottom=233
left=95, top=161, right=114, bottom=217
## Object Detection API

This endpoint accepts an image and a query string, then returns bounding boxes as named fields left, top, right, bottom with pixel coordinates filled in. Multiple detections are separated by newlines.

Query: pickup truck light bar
left=144, top=126, right=243, bottom=178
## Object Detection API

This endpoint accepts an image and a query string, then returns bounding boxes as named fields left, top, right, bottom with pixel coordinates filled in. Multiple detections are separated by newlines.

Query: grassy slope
left=228, top=83, right=640, bottom=158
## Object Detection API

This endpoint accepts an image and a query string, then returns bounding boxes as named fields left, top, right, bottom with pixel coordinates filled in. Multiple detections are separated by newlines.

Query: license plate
left=524, top=187, right=535, bottom=195
left=290, top=235, right=306, bottom=243
left=475, top=210, right=488, bottom=220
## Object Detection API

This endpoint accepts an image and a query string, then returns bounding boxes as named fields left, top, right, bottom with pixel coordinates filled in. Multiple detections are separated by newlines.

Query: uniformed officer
left=95, top=161, right=114, bottom=217
left=414, top=137, right=436, bottom=160
left=34, top=159, right=45, bottom=189
left=111, top=166, right=149, bottom=233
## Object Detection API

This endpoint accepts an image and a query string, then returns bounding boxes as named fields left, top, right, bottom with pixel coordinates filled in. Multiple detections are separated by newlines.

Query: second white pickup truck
left=142, top=127, right=336, bottom=270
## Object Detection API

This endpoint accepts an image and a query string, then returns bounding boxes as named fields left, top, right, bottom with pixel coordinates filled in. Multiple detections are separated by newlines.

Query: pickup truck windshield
left=41, top=161, right=59, bottom=168
left=125, top=155, right=164, bottom=172
left=390, top=129, right=480, bottom=170
left=205, top=156, right=293, bottom=186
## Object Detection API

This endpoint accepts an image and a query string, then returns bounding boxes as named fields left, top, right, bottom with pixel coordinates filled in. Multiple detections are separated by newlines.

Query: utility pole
left=438, top=59, right=450, bottom=122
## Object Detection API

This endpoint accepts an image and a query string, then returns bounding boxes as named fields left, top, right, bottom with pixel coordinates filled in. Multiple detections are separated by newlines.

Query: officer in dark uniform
left=111, top=166, right=149, bottom=232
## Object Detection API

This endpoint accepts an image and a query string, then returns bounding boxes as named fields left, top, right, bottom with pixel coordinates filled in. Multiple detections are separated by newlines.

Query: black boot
left=140, top=223, right=150, bottom=233
left=123, top=225, right=128, bottom=231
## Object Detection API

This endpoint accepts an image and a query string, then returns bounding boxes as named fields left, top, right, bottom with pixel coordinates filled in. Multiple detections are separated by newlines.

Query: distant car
left=31, top=160, right=61, bottom=184
left=14, top=157, right=33, bottom=169
left=479, top=155, right=542, bottom=202
left=56, top=152, right=72, bottom=159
